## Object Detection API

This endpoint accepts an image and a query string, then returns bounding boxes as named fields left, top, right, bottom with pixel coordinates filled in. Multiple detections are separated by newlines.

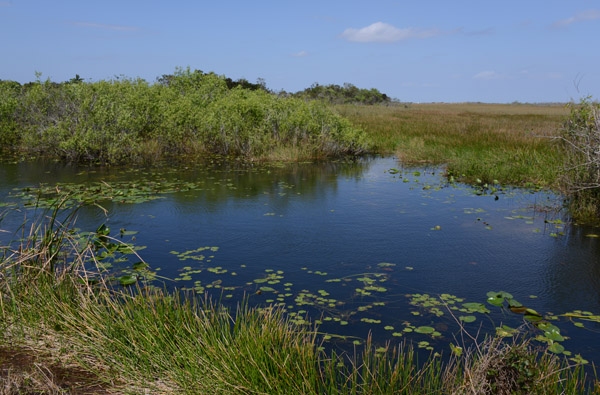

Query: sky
left=1, top=1, right=599, bottom=103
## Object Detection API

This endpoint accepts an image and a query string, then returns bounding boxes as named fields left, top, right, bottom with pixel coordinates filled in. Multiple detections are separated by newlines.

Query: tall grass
left=0, top=69, right=367, bottom=164
left=0, top=208, right=594, bottom=393
left=336, top=103, right=566, bottom=186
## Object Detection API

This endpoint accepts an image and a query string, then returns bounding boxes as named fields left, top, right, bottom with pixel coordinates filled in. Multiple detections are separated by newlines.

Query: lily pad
left=548, top=343, right=565, bottom=354
left=414, top=326, right=435, bottom=334
left=119, top=274, right=137, bottom=286
left=462, top=302, right=490, bottom=314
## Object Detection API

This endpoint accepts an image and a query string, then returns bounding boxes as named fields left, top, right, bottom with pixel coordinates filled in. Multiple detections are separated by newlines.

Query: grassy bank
left=0, top=69, right=366, bottom=164
left=336, top=103, right=568, bottom=187
left=0, top=208, right=594, bottom=394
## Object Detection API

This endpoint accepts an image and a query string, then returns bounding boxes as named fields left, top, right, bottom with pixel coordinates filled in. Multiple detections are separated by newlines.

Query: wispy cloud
left=551, top=9, right=600, bottom=28
left=340, top=22, right=444, bottom=43
left=291, top=50, right=308, bottom=57
left=70, top=21, right=140, bottom=32
left=473, top=71, right=502, bottom=80
left=465, top=27, right=495, bottom=36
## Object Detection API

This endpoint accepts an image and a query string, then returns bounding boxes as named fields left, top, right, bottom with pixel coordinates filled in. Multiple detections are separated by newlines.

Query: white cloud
left=473, top=71, right=502, bottom=80
left=340, top=22, right=442, bottom=43
left=70, top=21, right=140, bottom=32
left=291, top=50, right=308, bottom=57
left=551, top=9, right=600, bottom=28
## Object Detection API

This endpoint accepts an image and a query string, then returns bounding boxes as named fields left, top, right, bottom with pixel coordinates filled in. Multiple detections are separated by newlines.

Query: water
left=1, top=156, right=599, bottom=362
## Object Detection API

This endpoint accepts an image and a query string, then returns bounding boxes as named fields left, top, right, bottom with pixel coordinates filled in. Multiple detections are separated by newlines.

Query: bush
left=559, top=98, right=600, bottom=222
left=0, top=69, right=367, bottom=163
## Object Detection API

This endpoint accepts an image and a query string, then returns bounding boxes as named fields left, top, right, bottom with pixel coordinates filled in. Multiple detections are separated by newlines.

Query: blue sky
left=1, top=1, right=598, bottom=102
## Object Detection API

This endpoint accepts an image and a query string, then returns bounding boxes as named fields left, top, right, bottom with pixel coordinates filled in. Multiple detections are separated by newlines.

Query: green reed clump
left=0, top=208, right=595, bottom=393
left=0, top=69, right=366, bottom=164
left=558, top=98, right=600, bottom=223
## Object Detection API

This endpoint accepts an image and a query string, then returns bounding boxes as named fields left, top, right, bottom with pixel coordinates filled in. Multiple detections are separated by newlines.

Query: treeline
left=0, top=68, right=367, bottom=163
left=157, top=71, right=393, bottom=105
left=287, top=82, right=392, bottom=105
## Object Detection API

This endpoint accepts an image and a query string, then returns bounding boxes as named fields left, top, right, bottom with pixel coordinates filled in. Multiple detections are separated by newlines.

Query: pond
left=1, top=156, right=599, bottom=364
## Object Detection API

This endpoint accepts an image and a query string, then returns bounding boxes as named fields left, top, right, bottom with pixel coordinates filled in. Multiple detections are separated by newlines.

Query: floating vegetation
left=377, top=262, right=396, bottom=268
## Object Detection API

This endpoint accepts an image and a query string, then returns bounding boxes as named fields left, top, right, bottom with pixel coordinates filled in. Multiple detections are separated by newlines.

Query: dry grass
left=448, top=336, right=583, bottom=395
left=0, top=346, right=112, bottom=395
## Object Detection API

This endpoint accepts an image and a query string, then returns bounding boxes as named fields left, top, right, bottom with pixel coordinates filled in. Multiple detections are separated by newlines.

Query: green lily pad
left=507, top=298, right=523, bottom=308
left=414, top=326, right=435, bottom=334
left=132, top=261, right=148, bottom=270
left=524, top=314, right=543, bottom=322
left=462, top=302, right=490, bottom=314
left=548, top=343, right=565, bottom=354
left=486, top=295, right=504, bottom=306
left=119, top=274, right=137, bottom=286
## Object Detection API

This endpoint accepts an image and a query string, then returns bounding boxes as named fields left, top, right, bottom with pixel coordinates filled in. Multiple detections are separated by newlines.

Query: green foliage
left=0, top=69, right=366, bottom=163
left=0, top=80, right=21, bottom=149
left=291, top=82, right=392, bottom=105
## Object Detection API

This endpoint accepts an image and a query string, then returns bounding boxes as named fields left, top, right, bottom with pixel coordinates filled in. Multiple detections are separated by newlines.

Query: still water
left=1, top=156, right=599, bottom=361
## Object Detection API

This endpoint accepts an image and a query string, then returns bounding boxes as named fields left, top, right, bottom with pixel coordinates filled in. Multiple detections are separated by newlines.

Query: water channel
left=1, top=156, right=599, bottom=363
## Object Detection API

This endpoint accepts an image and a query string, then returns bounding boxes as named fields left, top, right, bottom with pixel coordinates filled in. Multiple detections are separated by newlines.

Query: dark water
left=1, top=156, right=599, bottom=362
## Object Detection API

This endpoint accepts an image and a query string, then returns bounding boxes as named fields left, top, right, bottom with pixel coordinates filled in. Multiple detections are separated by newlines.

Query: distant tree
left=292, top=83, right=391, bottom=105
left=68, top=74, right=84, bottom=84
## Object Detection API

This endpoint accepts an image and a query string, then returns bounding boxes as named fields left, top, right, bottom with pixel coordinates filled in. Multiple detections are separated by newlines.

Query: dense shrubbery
left=559, top=98, right=600, bottom=222
left=289, top=82, right=392, bottom=105
left=0, top=69, right=367, bottom=163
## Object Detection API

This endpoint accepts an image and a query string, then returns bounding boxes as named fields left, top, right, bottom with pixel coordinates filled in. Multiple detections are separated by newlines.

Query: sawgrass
left=337, top=103, right=568, bottom=186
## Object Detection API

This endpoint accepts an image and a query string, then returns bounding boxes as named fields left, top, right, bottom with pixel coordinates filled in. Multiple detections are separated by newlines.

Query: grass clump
left=450, top=335, right=593, bottom=394
left=558, top=98, right=600, bottom=223
left=0, top=207, right=595, bottom=393
left=0, top=69, right=366, bottom=164
left=336, top=103, right=566, bottom=186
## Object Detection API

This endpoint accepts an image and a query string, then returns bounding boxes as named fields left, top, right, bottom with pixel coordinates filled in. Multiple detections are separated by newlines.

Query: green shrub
left=0, top=69, right=366, bottom=163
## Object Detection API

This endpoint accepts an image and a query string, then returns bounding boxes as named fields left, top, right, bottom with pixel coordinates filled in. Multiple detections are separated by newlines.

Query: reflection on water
left=1, top=156, right=599, bottom=362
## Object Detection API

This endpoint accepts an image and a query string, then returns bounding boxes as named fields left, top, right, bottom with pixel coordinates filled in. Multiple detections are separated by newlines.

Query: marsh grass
left=0, top=208, right=595, bottom=393
left=337, top=103, right=567, bottom=186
